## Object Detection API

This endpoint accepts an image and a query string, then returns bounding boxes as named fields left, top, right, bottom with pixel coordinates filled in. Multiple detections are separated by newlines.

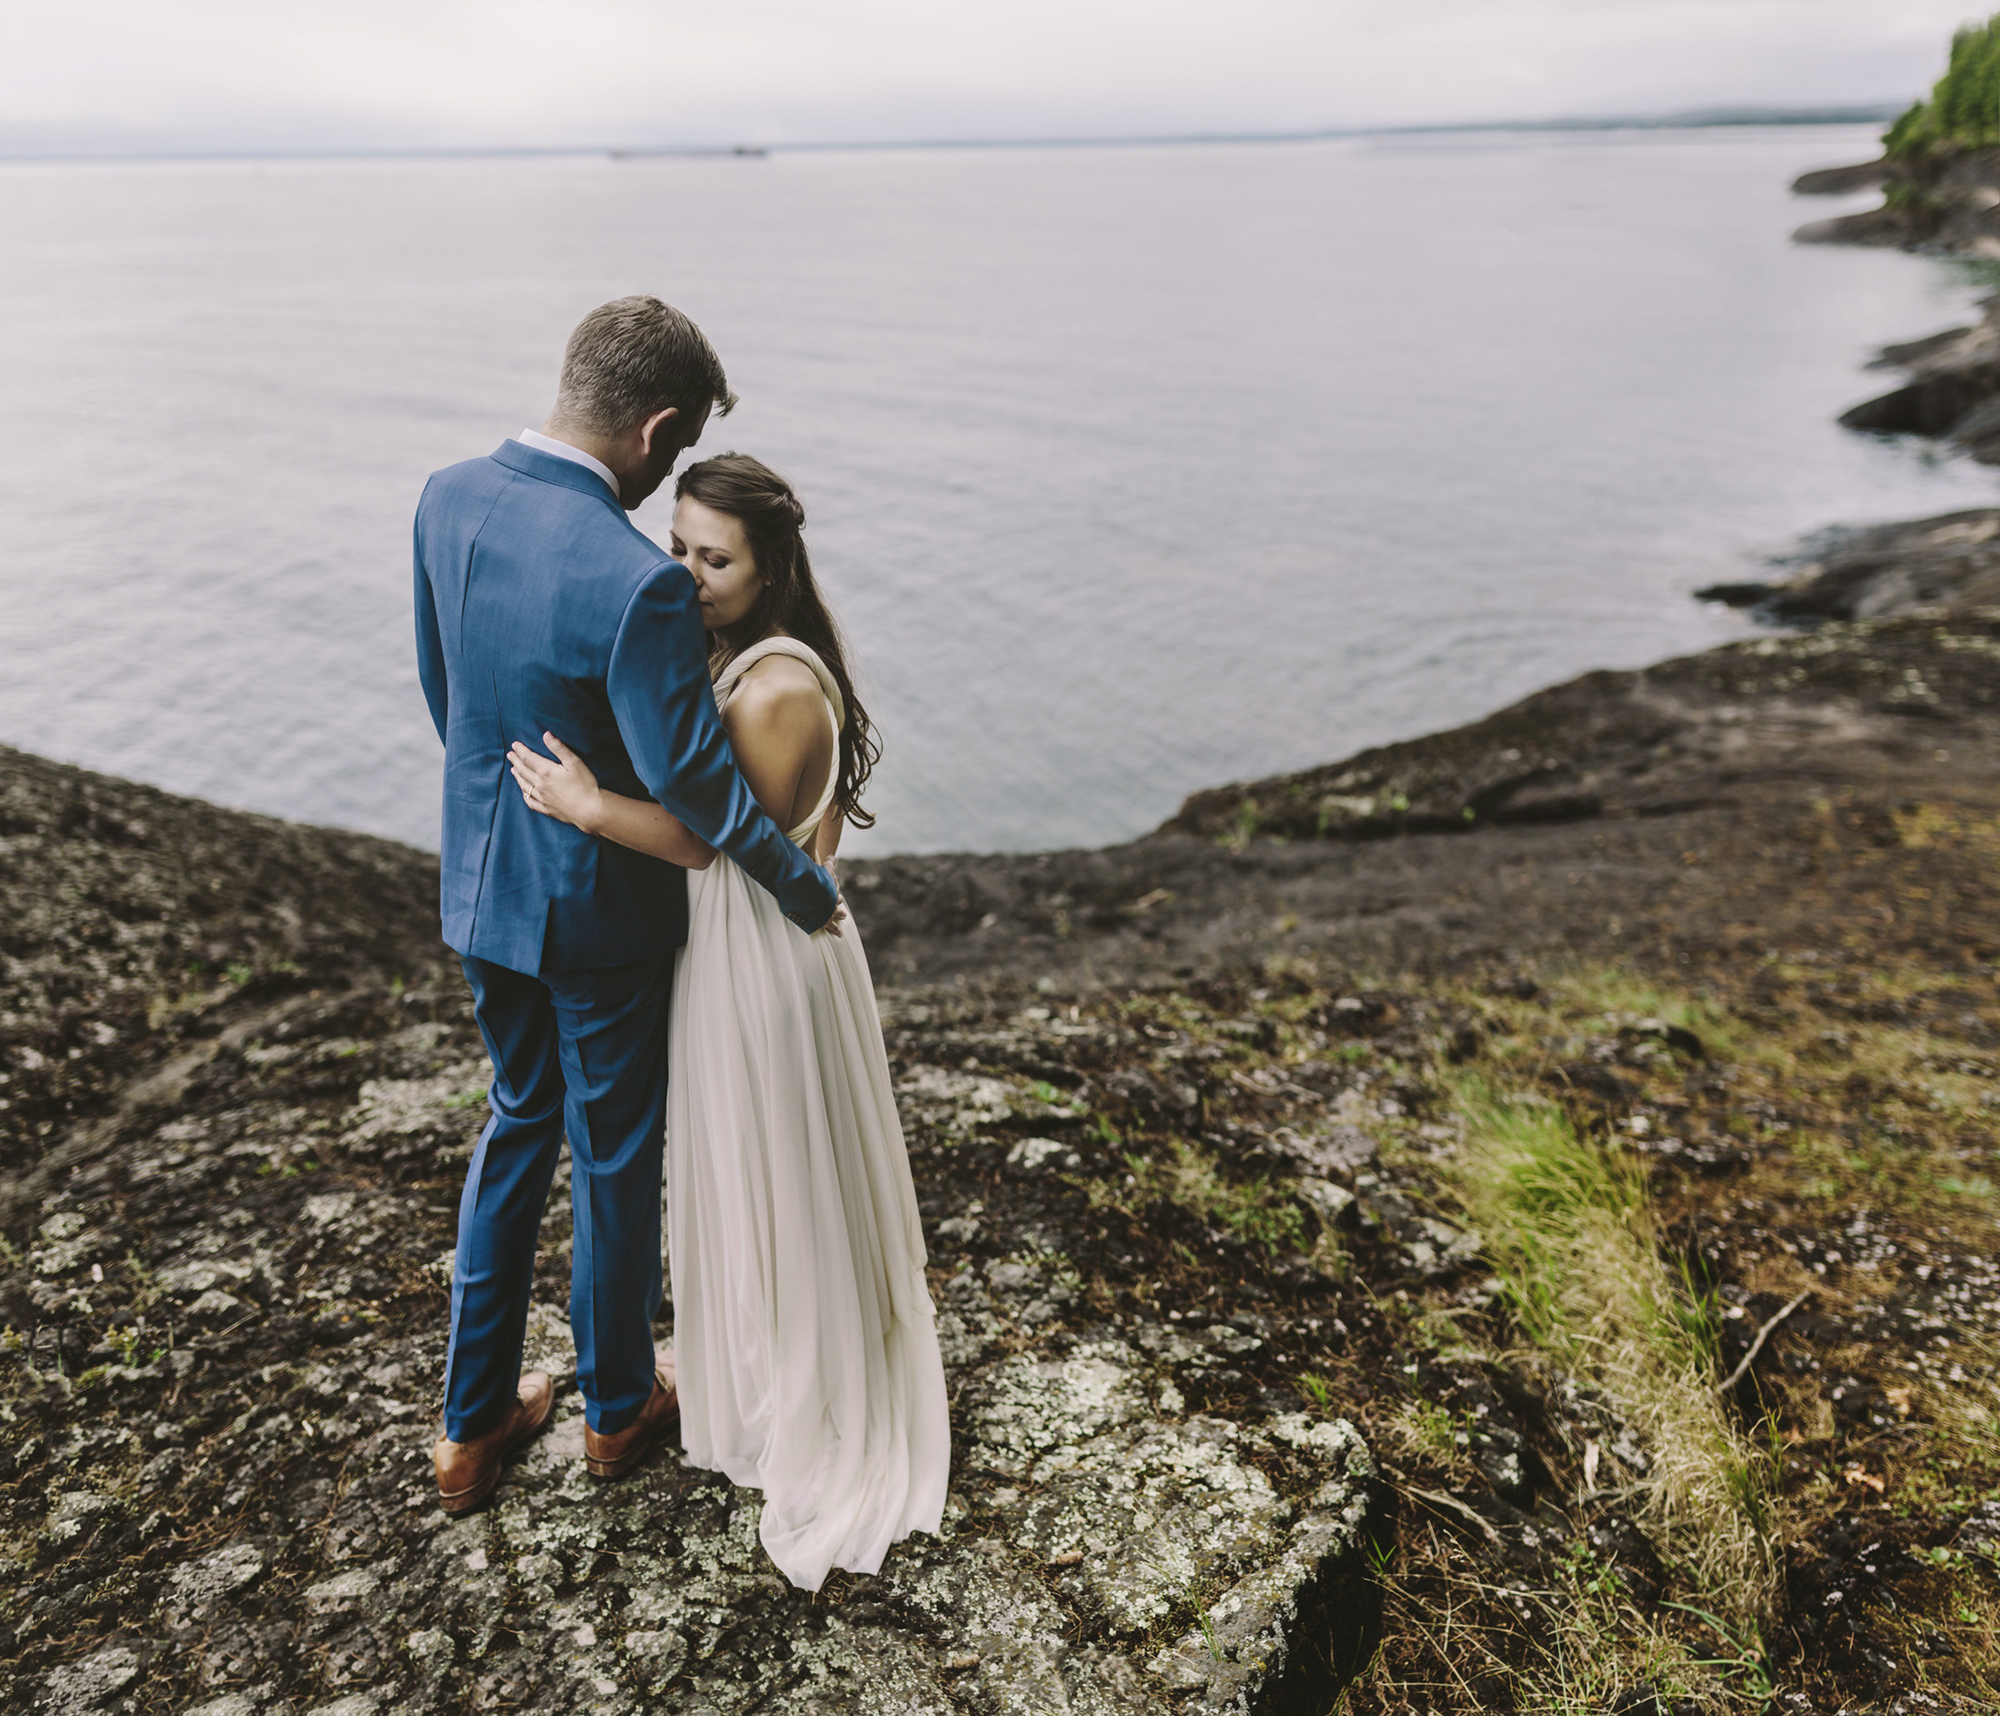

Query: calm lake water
left=0, top=126, right=1992, bottom=856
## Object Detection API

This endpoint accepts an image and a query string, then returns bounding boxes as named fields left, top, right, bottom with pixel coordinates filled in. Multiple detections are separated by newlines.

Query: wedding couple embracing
left=413, top=295, right=947, bottom=1592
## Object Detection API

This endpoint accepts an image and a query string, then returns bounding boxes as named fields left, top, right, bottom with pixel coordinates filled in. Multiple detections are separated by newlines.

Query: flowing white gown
left=667, top=636, right=950, bottom=1591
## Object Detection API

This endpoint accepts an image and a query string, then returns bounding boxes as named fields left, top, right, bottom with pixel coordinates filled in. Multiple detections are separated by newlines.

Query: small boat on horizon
left=607, top=143, right=768, bottom=161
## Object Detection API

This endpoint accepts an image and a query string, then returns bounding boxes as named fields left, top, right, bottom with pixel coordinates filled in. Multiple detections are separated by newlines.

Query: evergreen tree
left=1885, top=14, right=2000, bottom=156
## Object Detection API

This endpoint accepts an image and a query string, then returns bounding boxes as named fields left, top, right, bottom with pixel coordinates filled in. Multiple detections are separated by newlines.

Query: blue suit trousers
left=444, top=953, right=670, bottom=1441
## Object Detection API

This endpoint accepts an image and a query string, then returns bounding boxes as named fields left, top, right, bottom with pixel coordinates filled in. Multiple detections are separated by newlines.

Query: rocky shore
left=0, top=742, right=1398, bottom=1716
left=11, top=126, right=2000, bottom=1716
left=7, top=601, right=2000, bottom=1714
left=1791, top=146, right=2000, bottom=255
left=1668, top=142, right=2000, bottom=630
left=1694, top=511, right=2000, bottom=625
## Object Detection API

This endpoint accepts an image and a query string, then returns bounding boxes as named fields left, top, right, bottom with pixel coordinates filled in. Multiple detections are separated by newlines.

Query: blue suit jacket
left=414, top=440, right=837, bottom=973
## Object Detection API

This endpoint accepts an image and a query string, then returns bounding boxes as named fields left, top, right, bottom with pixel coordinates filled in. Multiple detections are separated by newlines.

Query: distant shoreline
left=1689, top=138, right=2000, bottom=623
left=0, top=105, right=1904, bottom=170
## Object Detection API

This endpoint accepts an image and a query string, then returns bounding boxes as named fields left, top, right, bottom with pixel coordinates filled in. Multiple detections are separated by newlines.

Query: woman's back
left=711, top=637, right=842, bottom=846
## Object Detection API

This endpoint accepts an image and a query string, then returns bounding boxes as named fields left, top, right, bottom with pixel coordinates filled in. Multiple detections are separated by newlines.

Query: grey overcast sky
left=0, top=0, right=1979, bottom=156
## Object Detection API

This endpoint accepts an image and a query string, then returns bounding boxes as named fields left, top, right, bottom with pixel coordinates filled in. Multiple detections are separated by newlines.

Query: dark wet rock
left=796, top=617, right=2000, bottom=995
left=1830, top=292, right=2000, bottom=471
left=1792, top=159, right=1896, bottom=197
left=1702, top=508, right=2000, bottom=623
left=1789, top=146, right=2000, bottom=254
left=1793, top=202, right=1942, bottom=249
left=1874, top=326, right=1978, bottom=371
left=1154, top=617, right=2000, bottom=849
left=1839, top=368, right=2000, bottom=439
left=1940, top=390, right=2000, bottom=457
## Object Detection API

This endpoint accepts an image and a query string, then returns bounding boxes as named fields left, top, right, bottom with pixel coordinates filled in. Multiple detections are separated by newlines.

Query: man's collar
left=518, top=427, right=620, bottom=498
left=491, top=438, right=626, bottom=508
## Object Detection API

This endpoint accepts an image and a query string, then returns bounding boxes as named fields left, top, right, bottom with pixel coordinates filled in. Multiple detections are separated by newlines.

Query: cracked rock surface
left=0, top=743, right=1387, bottom=1714
left=10, top=606, right=2000, bottom=1712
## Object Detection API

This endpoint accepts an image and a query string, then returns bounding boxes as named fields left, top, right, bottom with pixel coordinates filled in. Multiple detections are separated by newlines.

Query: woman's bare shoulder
left=724, top=660, right=830, bottom=765
left=729, top=654, right=823, bottom=717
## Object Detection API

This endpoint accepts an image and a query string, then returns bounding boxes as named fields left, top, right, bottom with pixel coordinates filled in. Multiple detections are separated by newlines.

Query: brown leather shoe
left=583, top=1347, right=679, bottom=1480
left=434, top=1370, right=555, bottom=1515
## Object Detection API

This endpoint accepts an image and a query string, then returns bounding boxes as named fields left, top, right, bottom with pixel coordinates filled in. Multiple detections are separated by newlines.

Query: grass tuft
left=1103, top=1137, right=1309, bottom=1262
left=1443, top=1078, right=1779, bottom=1627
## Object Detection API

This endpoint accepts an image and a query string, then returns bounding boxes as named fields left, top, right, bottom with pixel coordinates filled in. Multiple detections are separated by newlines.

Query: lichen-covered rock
left=159, top=1542, right=269, bottom=1626
left=37, top=1644, right=144, bottom=1713
left=0, top=743, right=1391, bottom=1712
left=5, top=674, right=2000, bottom=1710
left=135, top=1297, right=1374, bottom=1714
left=1146, top=1415, right=1378, bottom=1713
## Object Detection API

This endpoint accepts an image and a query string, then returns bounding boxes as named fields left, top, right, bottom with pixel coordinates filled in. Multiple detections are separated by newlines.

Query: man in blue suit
left=414, top=296, right=839, bottom=1513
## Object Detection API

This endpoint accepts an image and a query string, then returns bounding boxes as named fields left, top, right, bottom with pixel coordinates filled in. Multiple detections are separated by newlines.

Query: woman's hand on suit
left=508, top=734, right=605, bottom=834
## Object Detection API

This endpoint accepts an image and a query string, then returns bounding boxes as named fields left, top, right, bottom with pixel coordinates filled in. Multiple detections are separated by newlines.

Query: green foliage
left=1886, top=16, right=2000, bottom=157
left=1110, top=1138, right=1308, bottom=1261
left=1448, top=1085, right=1651, bottom=1353
left=1400, top=1397, right=1464, bottom=1458
left=1440, top=1075, right=1779, bottom=1621
left=1885, top=101, right=1929, bottom=157
left=1660, top=1602, right=1775, bottom=1706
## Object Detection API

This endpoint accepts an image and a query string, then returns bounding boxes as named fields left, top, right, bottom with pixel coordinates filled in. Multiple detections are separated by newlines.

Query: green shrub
left=1887, top=16, right=2000, bottom=157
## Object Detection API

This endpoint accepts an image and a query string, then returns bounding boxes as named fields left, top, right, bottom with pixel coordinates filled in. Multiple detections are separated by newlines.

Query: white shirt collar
left=517, top=428, right=620, bottom=499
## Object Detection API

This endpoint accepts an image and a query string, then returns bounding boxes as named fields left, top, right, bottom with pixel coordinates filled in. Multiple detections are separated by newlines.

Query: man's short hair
left=553, top=296, right=737, bottom=435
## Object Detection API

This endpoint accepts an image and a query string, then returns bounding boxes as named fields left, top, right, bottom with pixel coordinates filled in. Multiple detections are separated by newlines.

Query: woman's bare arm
left=813, top=802, right=844, bottom=865
left=508, top=675, right=848, bottom=932
left=576, top=791, right=717, bottom=869
left=508, top=735, right=716, bottom=869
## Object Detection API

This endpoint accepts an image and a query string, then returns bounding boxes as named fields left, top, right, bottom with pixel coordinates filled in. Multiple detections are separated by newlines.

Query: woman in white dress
left=505, top=453, right=949, bottom=1591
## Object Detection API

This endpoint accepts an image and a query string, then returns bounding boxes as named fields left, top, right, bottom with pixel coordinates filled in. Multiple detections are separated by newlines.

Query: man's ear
left=637, top=406, right=680, bottom=456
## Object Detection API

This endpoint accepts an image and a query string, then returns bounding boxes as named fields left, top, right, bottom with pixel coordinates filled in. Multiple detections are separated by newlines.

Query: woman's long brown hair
left=675, top=452, right=880, bottom=829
